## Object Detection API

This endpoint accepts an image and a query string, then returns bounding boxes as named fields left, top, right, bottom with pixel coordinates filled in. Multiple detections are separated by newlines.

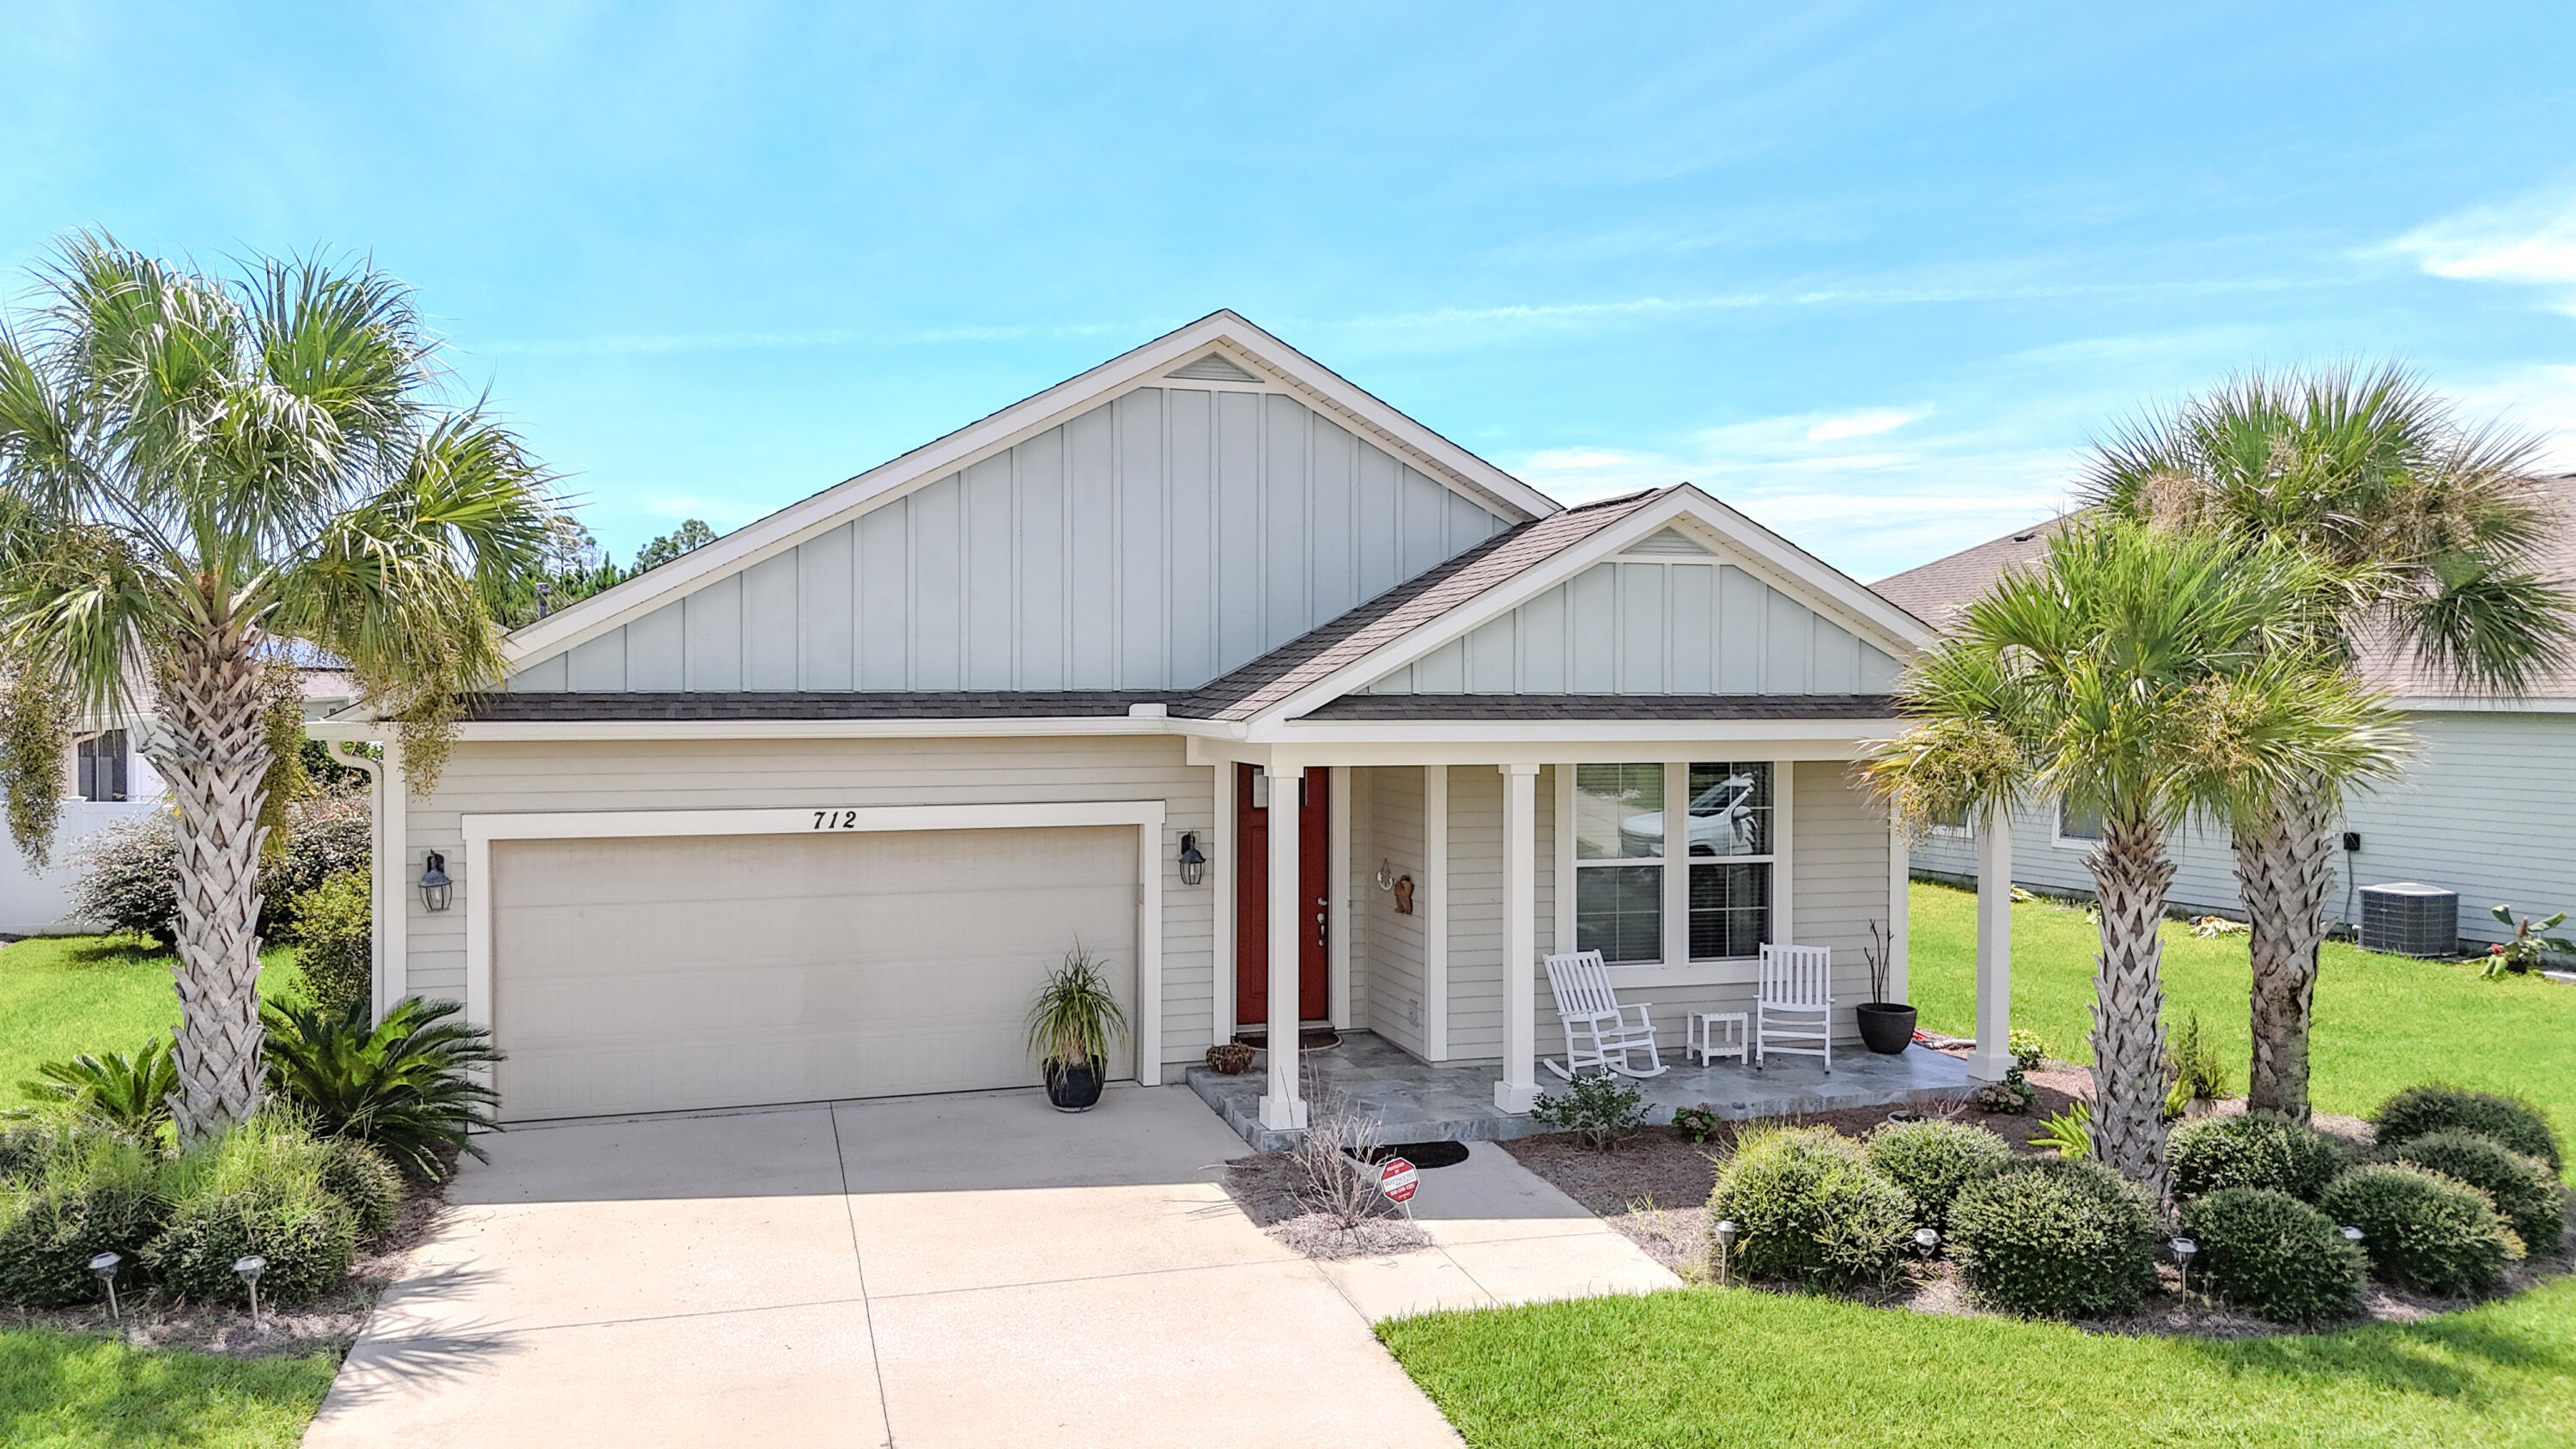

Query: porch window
left=1572, top=764, right=1663, bottom=964
left=1687, top=761, right=1775, bottom=960
left=2056, top=798, right=2104, bottom=844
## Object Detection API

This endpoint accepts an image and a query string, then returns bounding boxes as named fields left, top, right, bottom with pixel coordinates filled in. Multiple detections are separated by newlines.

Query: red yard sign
left=1378, top=1158, right=1419, bottom=1204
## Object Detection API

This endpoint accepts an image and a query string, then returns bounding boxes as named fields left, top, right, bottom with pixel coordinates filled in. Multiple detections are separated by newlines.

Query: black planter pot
left=1855, top=1002, right=1918, bottom=1056
left=1043, top=1060, right=1105, bottom=1112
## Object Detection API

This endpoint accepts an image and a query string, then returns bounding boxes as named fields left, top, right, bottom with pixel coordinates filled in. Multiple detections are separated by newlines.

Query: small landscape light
left=1713, top=1219, right=1740, bottom=1286
left=1914, top=1227, right=1940, bottom=1258
left=88, top=1252, right=122, bottom=1320
left=2170, top=1236, right=2198, bottom=1300
left=2342, top=1226, right=2364, bottom=1245
left=418, top=851, right=453, bottom=912
left=1176, top=831, right=1207, bottom=887
left=234, top=1255, right=269, bottom=1328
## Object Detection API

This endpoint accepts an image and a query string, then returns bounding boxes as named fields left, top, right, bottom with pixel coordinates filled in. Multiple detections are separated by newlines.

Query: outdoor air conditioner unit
left=2358, top=882, right=2458, bottom=958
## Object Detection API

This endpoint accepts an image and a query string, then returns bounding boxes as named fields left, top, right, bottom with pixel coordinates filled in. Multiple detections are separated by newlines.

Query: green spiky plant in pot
left=1028, top=946, right=1130, bottom=1112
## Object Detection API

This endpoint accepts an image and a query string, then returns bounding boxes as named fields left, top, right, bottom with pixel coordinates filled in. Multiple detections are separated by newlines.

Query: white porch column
left=1423, top=764, right=1449, bottom=1062
left=1968, top=804, right=2014, bottom=1081
left=1260, top=762, right=1309, bottom=1132
left=1497, top=763, right=1540, bottom=1113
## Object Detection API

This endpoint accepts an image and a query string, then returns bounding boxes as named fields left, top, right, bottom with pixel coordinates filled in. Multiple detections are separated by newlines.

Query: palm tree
left=1867, top=521, right=2403, bottom=1196
left=2082, top=366, right=2575, bottom=1119
left=0, top=234, right=551, bottom=1142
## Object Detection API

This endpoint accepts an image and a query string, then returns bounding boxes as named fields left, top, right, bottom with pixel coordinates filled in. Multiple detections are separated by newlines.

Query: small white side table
left=1687, top=1011, right=1749, bottom=1067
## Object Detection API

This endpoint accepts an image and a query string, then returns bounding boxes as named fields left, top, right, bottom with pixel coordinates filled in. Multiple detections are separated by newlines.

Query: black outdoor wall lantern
left=418, top=851, right=454, bottom=912
left=1176, top=831, right=1207, bottom=886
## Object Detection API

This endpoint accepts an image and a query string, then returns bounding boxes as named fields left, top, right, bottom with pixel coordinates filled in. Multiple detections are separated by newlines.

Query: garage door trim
left=461, top=801, right=1168, bottom=1088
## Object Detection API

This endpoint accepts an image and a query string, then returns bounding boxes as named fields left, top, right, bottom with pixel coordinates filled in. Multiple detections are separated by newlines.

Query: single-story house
left=1874, top=491, right=2576, bottom=952
left=315, top=312, right=2020, bottom=1131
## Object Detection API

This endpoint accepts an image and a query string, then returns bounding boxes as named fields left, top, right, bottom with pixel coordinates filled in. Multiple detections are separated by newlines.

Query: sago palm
left=0, top=234, right=550, bottom=1142
left=1867, top=521, right=2403, bottom=1197
left=2083, top=365, right=2575, bottom=1118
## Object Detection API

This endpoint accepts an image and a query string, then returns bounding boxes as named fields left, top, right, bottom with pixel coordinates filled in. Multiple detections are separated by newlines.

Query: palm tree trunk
left=150, top=632, right=275, bottom=1142
left=2235, top=786, right=2335, bottom=1121
left=2087, top=816, right=2174, bottom=1201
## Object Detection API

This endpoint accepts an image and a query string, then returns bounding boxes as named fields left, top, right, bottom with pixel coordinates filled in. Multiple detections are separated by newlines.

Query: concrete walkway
left=307, top=1086, right=1672, bottom=1448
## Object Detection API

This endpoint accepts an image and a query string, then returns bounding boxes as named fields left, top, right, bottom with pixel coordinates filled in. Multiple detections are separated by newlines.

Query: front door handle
left=1315, top=909, right=1327, bottom=947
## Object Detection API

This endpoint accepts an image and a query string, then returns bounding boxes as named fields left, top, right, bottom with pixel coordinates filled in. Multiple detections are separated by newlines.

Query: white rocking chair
left=1543, top=950, right=1668, bottom=1080
left=1754, top=943, right=1832, bottom=1073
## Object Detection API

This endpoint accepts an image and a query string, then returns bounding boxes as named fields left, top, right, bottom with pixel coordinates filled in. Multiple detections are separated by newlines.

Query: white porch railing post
left=1260, top=762, right=1309, bottom=1132
left=1497, top=763, right=1540, bottom=1113
left=1969, top=804, right=2014, bottom=1082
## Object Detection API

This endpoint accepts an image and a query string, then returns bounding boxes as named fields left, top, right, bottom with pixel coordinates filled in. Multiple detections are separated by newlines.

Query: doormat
left=1233, top=1028, right=1342, bottom=1052
left=1352, top=1140, right=1471, bottom=1170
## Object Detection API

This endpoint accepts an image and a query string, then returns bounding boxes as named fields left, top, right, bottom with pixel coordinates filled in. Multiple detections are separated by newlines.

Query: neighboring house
left=313, top=310, right=2004, bottom=1128
left=0, top=722, right=164, bottom=935
left=1874, top=488, right=2576, bottom=951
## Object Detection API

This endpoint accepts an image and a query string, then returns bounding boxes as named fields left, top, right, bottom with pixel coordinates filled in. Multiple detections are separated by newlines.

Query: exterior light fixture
left=1913, top=1227, right=1940, bottom=1258
left=418, top=851, right=453, bottom=913
left=1713, top=1219, right=1740, bottom=1286
left=2170, top=1237, right=2198, bottom=1300
left=1176, top=832, right=1207, bottom=887
left=234, top=1254, right=269, bottom=1328
left=88, top=1252, right=122, bottom=1320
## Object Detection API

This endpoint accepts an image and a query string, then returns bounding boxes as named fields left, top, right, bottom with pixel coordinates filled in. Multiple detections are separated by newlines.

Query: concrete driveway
left=307, top=1085, right=1671, bottom=1448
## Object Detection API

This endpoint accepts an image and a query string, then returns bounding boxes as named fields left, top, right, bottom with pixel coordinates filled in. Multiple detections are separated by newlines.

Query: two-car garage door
left=489, top=826, right=1139, bottom=1122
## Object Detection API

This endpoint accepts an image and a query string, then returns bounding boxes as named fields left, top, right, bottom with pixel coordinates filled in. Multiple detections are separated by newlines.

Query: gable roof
left=505, top=310, right=1560, bottom=673
left=1868, top=514, right=2075, bottom=627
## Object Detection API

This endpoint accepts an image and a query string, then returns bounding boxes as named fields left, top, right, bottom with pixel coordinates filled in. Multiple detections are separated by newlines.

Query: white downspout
left=326, top=739, right=388, bottom=1023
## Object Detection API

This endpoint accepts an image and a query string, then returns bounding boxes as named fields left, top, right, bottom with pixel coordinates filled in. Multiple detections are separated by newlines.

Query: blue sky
left=7, top=3, right=2575, bottom=581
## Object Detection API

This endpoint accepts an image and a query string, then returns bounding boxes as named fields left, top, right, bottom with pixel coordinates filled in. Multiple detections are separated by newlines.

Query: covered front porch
left=1188, top=734, right=2022, bottom=1145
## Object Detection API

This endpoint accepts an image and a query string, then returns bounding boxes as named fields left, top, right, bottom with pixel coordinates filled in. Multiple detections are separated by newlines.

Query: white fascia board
left=307, top=712, right=1256, bottom=745
left=1185, top=732, right=1877, bottom=770
left=1249, top=487, right=1927, bottom=727
left=501, top=310, right=1556, bottom=672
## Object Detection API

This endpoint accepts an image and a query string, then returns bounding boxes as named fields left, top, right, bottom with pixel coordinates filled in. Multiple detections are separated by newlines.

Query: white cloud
left=2391, top=192, right=2576, bottom=289
left=1806, top=406, right=1929, bottom=441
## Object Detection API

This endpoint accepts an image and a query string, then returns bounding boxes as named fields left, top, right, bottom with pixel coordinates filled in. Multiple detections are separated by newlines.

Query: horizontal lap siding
left=1413, top=765, right=1555, bottom=1063
left=1363, top=766, right=1429, bottom=1056
left=400, top=734, right=1218, bottom=1068
left=1912, top=712, right=2576, bottom=949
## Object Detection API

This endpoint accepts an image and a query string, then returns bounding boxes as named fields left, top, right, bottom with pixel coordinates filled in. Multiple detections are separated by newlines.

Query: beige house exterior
left=317, top=312, right=1996, bottom=1131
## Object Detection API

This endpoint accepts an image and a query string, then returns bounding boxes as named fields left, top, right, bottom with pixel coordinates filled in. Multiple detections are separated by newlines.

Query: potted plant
left=1854, top=920, right=1917, bottom=1055
left=1027, top=945, right=1130, bottom=1112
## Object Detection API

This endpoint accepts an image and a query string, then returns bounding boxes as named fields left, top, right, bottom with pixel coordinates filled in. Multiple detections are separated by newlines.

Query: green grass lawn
left=0, top=1330, right=337, bottom=1449
left=1906, top=880, right=2576, bottom=1136
left=1381, top=1275, right=2576, bottom=1449
left=0, top=936, right=300, bottom=1106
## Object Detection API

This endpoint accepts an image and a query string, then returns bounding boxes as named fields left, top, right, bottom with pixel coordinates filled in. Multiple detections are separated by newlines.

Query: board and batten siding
left=398, top=734, right=1218, bottom=1068
left=1362, top=557, right=1903, bottom=696
left=1911, top=709, right=2576, bottom=950
left=509, top=387, right=1516, bottom=696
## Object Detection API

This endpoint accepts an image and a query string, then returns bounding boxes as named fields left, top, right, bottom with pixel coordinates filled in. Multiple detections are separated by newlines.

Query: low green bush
left=1863, top=1119, right=2010, bottom=1231
left=286, top=868, right=374, bottom=1018
left=1530, top=1071, right=1647, bottom=1149
left=2166, top=1111, right=2346, bottom=1202
left=144, top=1116, right=357, bottom=1308
left=0, top=1133, right=167, bottom=1307
left=316, top=1137, right=404, bottom=1240
left=1947, top=1157, right=2159, bottom=1318
left=2372, top=1085, right=2561, bottom=1172
left=2178, top=1187, right=2366, bottom=1325
left=2320, top=1163, right=2523, bottom=1295
left=2388, top=1133, right=2568, bottom=1257
left=1709, top=1127, right=1916, bottom=1290
left=263, top=996, right=501, bottom=1179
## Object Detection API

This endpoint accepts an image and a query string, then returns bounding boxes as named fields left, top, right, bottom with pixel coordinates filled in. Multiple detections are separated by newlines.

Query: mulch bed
left=1221, top=1148, right=1432, bottom=1260
left=1501, top=1057, right=2570, bottom=1339
left=3, top=1171, right=450, bottom=1360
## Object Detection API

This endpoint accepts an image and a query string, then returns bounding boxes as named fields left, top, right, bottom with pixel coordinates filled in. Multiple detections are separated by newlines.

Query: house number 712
left=811, top=810, right=864, bottom=830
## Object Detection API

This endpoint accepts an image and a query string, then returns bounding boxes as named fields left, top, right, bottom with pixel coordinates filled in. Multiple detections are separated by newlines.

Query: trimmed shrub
left=1530, top=1071, right=1647, bottom=1149
left=1864, top=1119, right=2012, bottom=1231
left=0, top=1133, right=167, bottom=1307
left=2166, top=1111, right=2347, bottom=1202
left=286, top=868, right=374, bottom=1016
left=2179, top=1187, right=2366, bottom=1325
left=2389, top=1133, right=2568, bottom=1257
left=316, top=1138, right=404, bottom=1240
left=2372, top=1085, right=2561, bottom=1172
left=144, top=1116, right=357, bottom=1307
left=69, top=811, right=179, bottom=944
left=1708, top=1127, right=1916, bottom=1290
left=1947, top=1157, right=2159, bottom=1318
left=259, top=794, right=372, bottom=935
left=2320, top=1163, right=2523, bottom=1295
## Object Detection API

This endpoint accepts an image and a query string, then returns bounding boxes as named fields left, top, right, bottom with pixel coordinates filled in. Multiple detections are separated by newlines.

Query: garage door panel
left=491, top=827, right=1138, bottom=1121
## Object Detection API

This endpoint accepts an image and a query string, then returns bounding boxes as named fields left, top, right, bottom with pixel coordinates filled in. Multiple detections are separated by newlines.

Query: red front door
left=1236, top=762, right=1330, bottom=1032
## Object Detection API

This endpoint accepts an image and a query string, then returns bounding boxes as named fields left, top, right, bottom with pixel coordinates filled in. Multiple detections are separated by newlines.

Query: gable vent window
left=1625, top=527, right=1714, bottom=557
left=1165, top=352, right=1261, bottom=383
left=77, top=729, right=130, bottom=802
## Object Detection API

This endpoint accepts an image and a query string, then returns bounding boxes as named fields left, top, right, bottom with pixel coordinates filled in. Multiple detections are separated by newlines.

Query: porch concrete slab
left=866, top=1258, right=1461, bottom=1448
left=1188, top=1032, right=1974, bottom=1150
left=842, top=1180, right=1287, bottom=1296
left=309, top=1299, right=888, bottom=1449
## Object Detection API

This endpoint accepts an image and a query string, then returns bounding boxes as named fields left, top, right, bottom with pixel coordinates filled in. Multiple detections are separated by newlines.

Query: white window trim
left=1569, top=764, right=1670, bottom=969
left=1567, top=758, right=1792, bottom=987
left=459, top=800, right=1170, bottom=1093
left=1683, top=759, right=1784, bottom=966
left=2051, top=798, right=2103, bottom=850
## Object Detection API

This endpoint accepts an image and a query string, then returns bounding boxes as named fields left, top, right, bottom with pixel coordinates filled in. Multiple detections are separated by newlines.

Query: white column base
left=1494, top=1081, right=1538, bottom=1114
left=1259, top=1094, right=1309, bottom=1131
left=1964, top=1049, right=2014, bottom=1083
